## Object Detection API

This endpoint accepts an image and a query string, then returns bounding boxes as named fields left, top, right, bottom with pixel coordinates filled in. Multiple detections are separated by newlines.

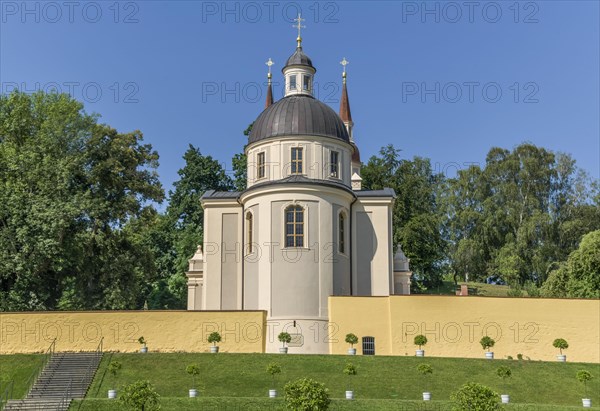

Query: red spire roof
left=339, top=79, right=352, bottom=123
left=265, top=81, right=274, bottom=109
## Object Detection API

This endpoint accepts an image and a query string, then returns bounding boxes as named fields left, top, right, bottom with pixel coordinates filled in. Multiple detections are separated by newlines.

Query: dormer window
left=303, top=75, right=311, bottom=91
left=289, top=75, right=297, bottom=90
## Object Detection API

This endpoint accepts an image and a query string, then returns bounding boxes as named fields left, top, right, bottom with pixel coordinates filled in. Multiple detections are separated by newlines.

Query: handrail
left=23, top=338, right=56, bottom=400
left=0, top=380, right=14, bottom=410
left=58, top=377, right=73, bottom=410
left=82, top=338, right=104, bottom=395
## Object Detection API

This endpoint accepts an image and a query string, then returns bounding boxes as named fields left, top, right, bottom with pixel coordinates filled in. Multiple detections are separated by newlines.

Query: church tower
left=188, top=18, right=404, bottom=354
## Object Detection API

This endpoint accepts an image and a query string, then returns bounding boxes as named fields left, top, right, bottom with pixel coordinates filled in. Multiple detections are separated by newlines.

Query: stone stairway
left=4, top=352, right=103, bottom=411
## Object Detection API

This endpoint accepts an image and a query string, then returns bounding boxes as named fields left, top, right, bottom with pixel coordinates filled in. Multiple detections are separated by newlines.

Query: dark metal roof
left=201, top=190, right=241, bottom=200
left=248, top=95, right=350, bottom=144
left=202, top=183, right=395, bottom=202
left=354, top=188, right=396, bottom=198
left=283, top=47, right=314, bottom=71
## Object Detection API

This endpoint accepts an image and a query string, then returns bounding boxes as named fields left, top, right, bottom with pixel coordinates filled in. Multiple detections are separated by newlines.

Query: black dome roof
left=249, top=95, right=350, bottom=144
left=283, top=47, right=315, bottom=71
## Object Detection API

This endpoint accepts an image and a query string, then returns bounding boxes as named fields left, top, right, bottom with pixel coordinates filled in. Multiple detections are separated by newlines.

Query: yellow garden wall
left=329, top=296, right=600, bottom=363
left=0, top=311, right=266, bottom=354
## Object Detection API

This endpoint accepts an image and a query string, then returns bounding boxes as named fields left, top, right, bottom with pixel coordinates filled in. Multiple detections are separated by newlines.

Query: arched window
left=338, top=212, right=346, bottom=253
left=246, top=212, right=253, bottom=254
left=285, top=205, right=304, bottom=247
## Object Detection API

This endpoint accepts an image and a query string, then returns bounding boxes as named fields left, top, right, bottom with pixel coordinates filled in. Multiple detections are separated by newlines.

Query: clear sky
left=1, top=1, right=598, bottom=200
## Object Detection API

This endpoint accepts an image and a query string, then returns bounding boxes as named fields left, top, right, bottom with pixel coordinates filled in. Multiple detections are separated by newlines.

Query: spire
left=265, top=58, right=274, bottom=108
left=339, top=57, right=353, bottom=139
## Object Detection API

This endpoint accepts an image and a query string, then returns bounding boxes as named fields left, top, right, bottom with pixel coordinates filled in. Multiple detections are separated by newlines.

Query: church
left=187, top=22, right=412, bottom=354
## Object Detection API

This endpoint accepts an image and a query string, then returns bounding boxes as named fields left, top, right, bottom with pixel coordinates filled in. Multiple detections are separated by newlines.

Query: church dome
left=249, top=95, right=350, bottom=144
left=283, top=47, right=315, bottom=71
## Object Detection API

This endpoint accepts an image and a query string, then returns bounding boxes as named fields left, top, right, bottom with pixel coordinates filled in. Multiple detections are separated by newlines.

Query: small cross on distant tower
left=265, top=58, right=274, bottom=83
left=340, top=57, right=349, bottom=83
left=293, top=13, right=306, bottom=46
left=340, top=57, right=349, bottom=74
left=265, top=58, right=274, bottom=74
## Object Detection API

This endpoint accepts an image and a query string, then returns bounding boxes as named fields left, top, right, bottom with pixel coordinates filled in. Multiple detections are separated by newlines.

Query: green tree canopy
left=0, top=91, right=164, bottom=310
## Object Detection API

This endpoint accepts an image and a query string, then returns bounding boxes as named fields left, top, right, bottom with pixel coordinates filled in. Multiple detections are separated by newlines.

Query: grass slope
left=84, top=353, right=599, bottom=407
left=0, top=354, right=43, bottom=399
left=70, top=397, right=599, bottom=411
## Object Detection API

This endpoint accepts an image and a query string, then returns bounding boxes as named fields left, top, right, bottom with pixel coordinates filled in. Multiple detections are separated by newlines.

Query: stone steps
left=4, top=352, right=102, bottom=411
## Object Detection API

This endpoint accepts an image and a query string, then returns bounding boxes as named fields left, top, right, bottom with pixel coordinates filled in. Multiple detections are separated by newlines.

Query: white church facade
left=187, top=29, right=412, bottom=354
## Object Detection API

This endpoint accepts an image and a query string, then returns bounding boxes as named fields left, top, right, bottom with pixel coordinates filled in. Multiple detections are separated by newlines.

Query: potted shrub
left=553, top=338, right=568, bottom=362
left=480, top=336, right=495, bottom=359
left=496, top=365, right=512, bottom=404
left=138, top=336, right=147, bottom=353
left=576, top=369, right=593, bottom=408
left=107, top=360, right=121, bottom=399
left=266, top=362, right=281, bottom=398
left=414, top=334, right=428, bottom=357
left=345, top=333, right=358, bottom=355
left=343, top=363, right=357, bottom=400
left=416, top=363, right=433, bottom=401
left=186, top=364, right=200, bottom=398
left=208, top=331, right=221, bottom=353
left=278, top=332, right=291, bottom=354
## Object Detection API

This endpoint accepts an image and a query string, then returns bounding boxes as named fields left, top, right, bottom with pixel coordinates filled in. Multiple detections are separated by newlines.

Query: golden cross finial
left=293, top=13, right=306, bottom=47
left=266, top=58, right=274, bottom=74
left=340, top=57, right=349, bottom=74
left=340, top=57, right=349, bottom=83
left=265, top=58, right=274, bottom=82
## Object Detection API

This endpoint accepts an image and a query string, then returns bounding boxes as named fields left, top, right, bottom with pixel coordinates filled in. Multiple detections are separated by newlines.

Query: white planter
left=416, top=349, right=425, bottom=357
left=210, top=346, right=219, bottom=353
left=347, top=348, right=356, bottom=355
left=108, top=389, right=117, bottom=399
left=557, top=354, right=566, bottom=362
left=279, top=347, right=288, bottom=354
left=501, top=394, right=510, bottom=404
left=269, top=389, right=277, bottom=398
left=189, top=389, right=197, bottom=398
left=582, top=398, right=592, bottom=408
left=422, top=392, right=431, bottom=401
left=140, top=346, right=148, bottom=353
left=485, top=352, right=494, bottom=360
left=345, top=390, right=354, bottom=400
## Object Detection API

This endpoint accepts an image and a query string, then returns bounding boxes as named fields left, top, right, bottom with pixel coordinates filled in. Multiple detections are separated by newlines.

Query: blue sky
left=1, top=1, right=599, bottom=200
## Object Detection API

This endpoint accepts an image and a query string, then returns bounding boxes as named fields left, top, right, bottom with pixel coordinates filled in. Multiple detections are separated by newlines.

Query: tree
left=231, top=122, right=253, bottom=191
left=451, top=382, right=499, bottom=411
left=543, top=230, right=600, bottom=298
left=186, top=364, right=200, bottom=389
left=284, top=378, right=330, bottom=411
left=345, top=333, right=358, bottom=349
left=445, top=143, right=599, bottom=288
left=362, top=146, right=447, bottom=288
left=576, top=370, right=593, bottom=398
left=0, top=91, right=164, bottom=310
left=147, top=145, right=233, bottom=308
left=266, top=362, right=282, bottom=390
left=118, top=380, right=160, bottom=411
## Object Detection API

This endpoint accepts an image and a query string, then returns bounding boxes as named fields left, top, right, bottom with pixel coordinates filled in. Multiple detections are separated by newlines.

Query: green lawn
left=81, top=353, right=599, bottom=408
left=70, top=397, right=599, bottom=411
left=0, top=354, right=44, bottom=399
